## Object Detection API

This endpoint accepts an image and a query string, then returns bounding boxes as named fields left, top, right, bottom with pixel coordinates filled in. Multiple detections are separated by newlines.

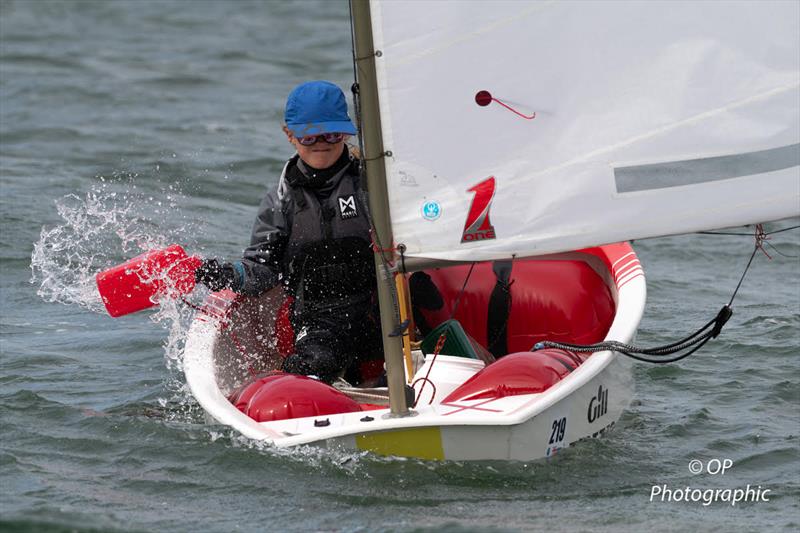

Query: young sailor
left=196, top=80, right=381, bottom=384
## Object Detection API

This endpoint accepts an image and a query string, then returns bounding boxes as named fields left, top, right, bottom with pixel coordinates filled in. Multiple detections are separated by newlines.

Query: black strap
left=487, top=260, right=513, bottom=357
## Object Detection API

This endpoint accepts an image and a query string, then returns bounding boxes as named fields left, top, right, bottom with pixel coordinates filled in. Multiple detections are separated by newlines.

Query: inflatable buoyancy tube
left=410, top=259, right=615, bottom=357
left=443, top=349, right=588, bottom=402
left=228, top=373, right=362, bottom=422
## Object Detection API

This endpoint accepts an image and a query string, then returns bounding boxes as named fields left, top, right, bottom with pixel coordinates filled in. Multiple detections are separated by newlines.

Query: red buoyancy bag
left=96, top=244, right=202, bottom=317
left=230, top=373, right=362, bottom=422
left=443, top=349, right=587, bottom=402
left=228, top=374, right=280, bottom=413
left=413, top=259, right=615, bottom=355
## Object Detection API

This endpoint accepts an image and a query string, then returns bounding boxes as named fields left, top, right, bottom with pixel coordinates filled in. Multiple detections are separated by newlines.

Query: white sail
left=369, top=0, right=800, bottom=263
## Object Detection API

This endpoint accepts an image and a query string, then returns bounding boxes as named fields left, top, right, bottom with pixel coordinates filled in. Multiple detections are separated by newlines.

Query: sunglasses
left=296, top=132, right=346, bottom=146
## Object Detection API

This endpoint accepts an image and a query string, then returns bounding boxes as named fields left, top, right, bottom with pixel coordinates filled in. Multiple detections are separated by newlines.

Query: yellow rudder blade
left=356, top=427, right=445, bottom=460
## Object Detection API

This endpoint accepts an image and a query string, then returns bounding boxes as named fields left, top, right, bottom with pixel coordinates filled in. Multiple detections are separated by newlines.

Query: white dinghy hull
left=184, top=244, right=644, bottom=461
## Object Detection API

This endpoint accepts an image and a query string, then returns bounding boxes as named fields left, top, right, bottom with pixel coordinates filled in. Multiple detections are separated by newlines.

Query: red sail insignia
left=461, top=176, right=497, bottom=243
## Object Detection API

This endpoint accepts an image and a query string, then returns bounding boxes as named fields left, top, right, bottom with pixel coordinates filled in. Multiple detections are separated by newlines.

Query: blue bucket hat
left=284, top=81, right=357, bottom=137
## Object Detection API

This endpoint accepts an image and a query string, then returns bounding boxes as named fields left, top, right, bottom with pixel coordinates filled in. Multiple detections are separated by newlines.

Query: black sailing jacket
left=233, top=151, right=376, bottom=315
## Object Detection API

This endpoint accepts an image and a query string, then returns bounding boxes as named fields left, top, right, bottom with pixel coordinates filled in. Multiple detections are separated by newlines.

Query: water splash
left=30, top=177, right=204, bottom=378
left=30, top=179, right=187, bottom=310
left=33, top=192, right=134, bottom=312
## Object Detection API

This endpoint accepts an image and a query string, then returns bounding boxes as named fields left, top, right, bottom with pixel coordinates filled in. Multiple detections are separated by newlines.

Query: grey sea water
left=1, top=1, right=799, bottom=531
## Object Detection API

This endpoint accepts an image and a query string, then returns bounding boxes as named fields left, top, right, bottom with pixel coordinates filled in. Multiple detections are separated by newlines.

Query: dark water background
left=1, top=1, right=798, bottom=531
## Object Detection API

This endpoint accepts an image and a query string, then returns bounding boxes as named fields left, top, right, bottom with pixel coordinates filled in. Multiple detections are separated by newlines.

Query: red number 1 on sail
left=461, top=176, right=497, bottom=243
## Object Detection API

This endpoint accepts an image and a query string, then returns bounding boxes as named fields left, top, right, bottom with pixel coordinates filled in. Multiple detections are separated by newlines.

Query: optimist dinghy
left=182, top=0, right=800, bottom=461
left=184, top=244, right=644, bottom=460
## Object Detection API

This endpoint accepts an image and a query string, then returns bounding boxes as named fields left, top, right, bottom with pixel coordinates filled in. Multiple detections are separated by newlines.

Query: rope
left=363, top=152, right=391, bottom=162
left=763, top=240, right=798, bottom=259
left=413, top=262, right=476, bottom=405
left=698, top=224, right=800, bottom=237
left=534, top=305, right=732, bottom=364
left=412, top=331, right=446, bottom=407
left=533, top=223, right=797, bottom=364
left=450, top=262, right=476, bottom=318
left=475, top=90, right=537, bottom=120
left=696, top=224, right=798, bottom=260
left=728, top=245, right=759, bottom=306
left=490, top=97, right=537, bottom=120
left=369, top=228, right=397, bottom=260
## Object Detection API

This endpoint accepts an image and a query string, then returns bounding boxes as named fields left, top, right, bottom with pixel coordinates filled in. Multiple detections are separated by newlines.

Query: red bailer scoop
left=96, top=244, right=202, bottom=317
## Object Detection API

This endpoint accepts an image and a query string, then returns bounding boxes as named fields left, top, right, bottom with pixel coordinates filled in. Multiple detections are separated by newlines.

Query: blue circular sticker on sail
left=421, top=200, right=442, bottom=221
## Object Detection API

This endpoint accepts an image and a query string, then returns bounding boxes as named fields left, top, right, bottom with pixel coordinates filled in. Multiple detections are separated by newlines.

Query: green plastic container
left=420, top=319, right=495, bottom=364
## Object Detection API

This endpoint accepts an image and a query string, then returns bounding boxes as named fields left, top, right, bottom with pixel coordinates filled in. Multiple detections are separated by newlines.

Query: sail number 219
left=549, top=417, right=567, bottom=445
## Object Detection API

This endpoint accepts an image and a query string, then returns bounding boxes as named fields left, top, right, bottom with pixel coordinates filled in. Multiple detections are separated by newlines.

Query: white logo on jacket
left=338, top=195, right=358, bottom=219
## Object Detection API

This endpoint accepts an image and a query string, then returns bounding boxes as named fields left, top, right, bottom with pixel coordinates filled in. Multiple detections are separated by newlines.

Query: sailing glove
left=195, top=259, right=237, bottom=292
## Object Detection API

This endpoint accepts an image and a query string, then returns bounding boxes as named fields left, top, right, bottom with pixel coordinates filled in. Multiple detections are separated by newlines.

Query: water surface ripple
left=1, top=1, right=798, bottom=532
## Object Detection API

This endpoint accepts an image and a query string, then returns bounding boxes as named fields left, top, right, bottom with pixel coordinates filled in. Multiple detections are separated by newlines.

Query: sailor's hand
left=195, top=259, right=235, bottom=292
